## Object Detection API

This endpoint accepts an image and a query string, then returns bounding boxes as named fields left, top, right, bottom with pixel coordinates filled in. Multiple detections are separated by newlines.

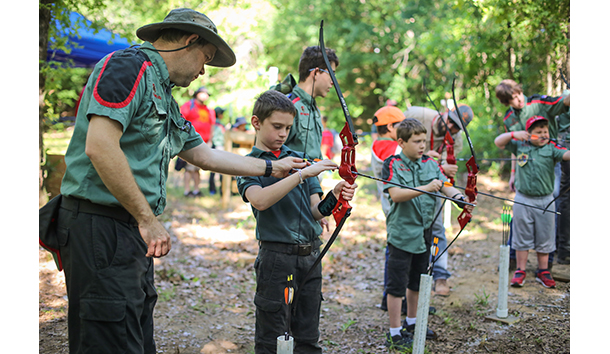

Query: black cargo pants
left=57, top=196, right=157, bottom=354
left=254, top=240, right=323, bottom=354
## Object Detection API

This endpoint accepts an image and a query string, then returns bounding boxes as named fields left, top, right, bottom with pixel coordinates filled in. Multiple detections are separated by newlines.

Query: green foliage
left=474, top=287, right=490, bottom=308
left=42, top=0, right=569, bottom=177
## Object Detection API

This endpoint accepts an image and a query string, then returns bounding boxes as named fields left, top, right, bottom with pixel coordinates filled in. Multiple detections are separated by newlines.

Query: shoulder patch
left=93, top=48, right=152, bottom=109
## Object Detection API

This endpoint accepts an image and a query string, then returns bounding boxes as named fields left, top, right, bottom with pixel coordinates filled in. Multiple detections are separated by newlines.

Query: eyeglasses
left=309, top=68, right=330, bottom=75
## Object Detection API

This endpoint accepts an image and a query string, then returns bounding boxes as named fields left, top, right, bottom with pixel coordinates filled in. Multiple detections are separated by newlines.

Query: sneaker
left=511, top=270, right=526, bottom=287
left=402, top=321, right=437, bottom=340
left=385, top=331, right=413, bottom=351
left=191, top=190, right=201, bottom=197
left=184, top=191, right=192, bottom=197
left=536, top=270, right=556, bottom=288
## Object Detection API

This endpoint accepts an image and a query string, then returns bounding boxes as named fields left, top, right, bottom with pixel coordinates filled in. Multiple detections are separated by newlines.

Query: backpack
left=270, top=73, right=297, bottom=95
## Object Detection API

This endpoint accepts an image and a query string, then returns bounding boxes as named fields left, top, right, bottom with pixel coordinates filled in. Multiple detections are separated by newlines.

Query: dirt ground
left=39, top=168, right=570, bottom=354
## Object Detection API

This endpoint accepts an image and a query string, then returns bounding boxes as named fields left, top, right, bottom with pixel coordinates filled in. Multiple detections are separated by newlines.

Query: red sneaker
left=535, top=270, right=556, bottom=288
left=511, top=270, right=526, bottom=287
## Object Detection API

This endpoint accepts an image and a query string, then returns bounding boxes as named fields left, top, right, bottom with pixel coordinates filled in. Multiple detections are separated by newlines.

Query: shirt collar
left=250, top=145, right=293, bottom=159
left=399, top=151, right=422, bottom=169
left=292, top=85, right=314, bottom=107
left=139, top=42, right=171, bottom=89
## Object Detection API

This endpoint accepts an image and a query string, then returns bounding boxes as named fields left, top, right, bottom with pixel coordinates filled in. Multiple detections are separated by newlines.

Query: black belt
left=259, top=240, right=321, bottom=256
left=60, top=196, right=137, bottom=225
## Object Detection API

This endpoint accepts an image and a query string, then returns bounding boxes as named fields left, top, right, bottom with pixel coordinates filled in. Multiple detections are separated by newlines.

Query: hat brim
left=136, top=22, right=236, bottom=68
left=447, top=111, right=464, bottom=130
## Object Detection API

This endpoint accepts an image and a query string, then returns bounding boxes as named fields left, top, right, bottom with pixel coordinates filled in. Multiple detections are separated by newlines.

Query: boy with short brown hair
left=237, top=90, right=357, bottom=353
left=382, top=118, right=475, bottom=350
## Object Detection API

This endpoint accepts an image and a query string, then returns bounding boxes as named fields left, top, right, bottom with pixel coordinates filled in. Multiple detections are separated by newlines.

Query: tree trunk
left=506, top=20, right=514, bottom=80
left=39, top=0, right=54, bottom=205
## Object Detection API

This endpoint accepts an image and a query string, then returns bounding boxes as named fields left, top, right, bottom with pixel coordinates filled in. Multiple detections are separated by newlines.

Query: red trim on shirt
left=93, top=52, right=152, bottom=109
left=271, top=150, right=281, bottom=158
left=384, top=157, right=400, bottom=184
left=292, top=97, right=300, bottom=104
left=550, top=141, right=567, bottom=150
left=530, top=96, right=563, bottom=106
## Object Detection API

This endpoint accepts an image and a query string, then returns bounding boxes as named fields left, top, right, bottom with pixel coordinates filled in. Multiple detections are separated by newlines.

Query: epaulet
left=502, top=108, right=514, bottom=122
left=93, top=48, right=152, bottom=108
left=549, top=141, right=567, bottom=150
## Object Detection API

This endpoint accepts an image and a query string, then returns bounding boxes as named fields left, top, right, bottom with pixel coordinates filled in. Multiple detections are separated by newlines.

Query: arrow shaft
left=451, top=185, right=560, bottom=215
left=353, top=171, right=476, bottom=207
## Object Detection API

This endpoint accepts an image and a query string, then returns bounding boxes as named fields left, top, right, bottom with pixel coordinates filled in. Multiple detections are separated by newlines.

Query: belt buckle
left=297, top=244, right=312, bottom=256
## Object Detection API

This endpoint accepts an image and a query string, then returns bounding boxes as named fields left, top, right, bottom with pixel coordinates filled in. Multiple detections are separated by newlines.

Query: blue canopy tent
left=46, top=12, right=132, bottom=68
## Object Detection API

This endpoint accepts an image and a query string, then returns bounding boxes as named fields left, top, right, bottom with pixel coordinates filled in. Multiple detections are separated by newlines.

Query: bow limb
left=423, top=78, right=456, bottom=184
left=319, top=20, right=358, bottom=224
left=292, top=20, right=357, bottom=316
left=451, top=78, right=478, bottom=229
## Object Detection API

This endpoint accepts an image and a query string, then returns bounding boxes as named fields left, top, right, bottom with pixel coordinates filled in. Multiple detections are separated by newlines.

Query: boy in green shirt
left=237, top=90, right=357, bottom=353
left=284, top=46, right=340, bottom=160
left=381, top=118, right=475, bottom=350
left=495, top=116, right=570, bottom=288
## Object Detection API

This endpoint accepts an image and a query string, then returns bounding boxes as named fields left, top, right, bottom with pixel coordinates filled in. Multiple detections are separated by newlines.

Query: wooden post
left=221, top=129, right=256, bottom=209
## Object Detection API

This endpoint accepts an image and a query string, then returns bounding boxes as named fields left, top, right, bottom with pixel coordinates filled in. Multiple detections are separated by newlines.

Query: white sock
left=389, top=327, right=402, bottom=337
left=406, top=317, right=417, bottom=326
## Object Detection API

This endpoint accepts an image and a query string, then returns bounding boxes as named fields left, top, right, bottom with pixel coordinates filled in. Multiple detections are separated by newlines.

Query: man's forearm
left=180, top=144, right=266, bottom=176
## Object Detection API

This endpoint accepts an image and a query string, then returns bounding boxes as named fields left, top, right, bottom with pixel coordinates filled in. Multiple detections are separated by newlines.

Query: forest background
left=38, top=0, right=571, bottom=190
left=8, top=0, right=600, bottom=352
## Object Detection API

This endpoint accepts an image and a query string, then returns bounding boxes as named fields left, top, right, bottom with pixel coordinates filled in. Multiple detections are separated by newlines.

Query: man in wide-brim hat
left=49, top=8, right=306, bottom=354
left=136, top=8, right=236, bottom=87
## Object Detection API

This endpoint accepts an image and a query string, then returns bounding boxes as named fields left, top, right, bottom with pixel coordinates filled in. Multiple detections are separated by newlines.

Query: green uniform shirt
left=61, top=42, right=203, bottom=215
left=237, top=145, right=323, bottom=243
left=502, top=93, right=569, bottom=139
left=284, top=85, right=323, bottom=159
left=382, top=153, right=449, bottom=254
left=505, top=141, right=568, bottom=196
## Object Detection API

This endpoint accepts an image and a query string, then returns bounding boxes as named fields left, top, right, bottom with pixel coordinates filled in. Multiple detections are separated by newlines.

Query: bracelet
left=511, top=131, right=514, bottom=139
left=298, top=169, right=304, bottom=184
left=264, top=160, right=273, bottom=177
left=511, top=169, right=515, bottom=173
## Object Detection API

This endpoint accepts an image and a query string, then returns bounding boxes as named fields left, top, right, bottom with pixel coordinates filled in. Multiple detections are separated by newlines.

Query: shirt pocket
left=140, top=96, right=167, bottom=144
left=169, top=105, right=195, bottom=157
left=419, top=168, right=439, bottom=186
left=538, top=147, right=552, bottom=158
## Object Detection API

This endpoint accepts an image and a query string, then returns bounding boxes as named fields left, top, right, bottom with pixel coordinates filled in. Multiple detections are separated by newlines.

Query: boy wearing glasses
left=284, top=46, right=339, bottom=160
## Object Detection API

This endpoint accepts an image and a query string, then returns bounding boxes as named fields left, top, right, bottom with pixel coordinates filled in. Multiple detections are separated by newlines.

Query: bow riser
left=444, top=130, right=456, bottom=185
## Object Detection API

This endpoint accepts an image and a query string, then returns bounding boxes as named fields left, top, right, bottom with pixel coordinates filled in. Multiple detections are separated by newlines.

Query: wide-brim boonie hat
left=448, top=104, right=474, bottom=130
left=136, top=8, right=236, bottom=67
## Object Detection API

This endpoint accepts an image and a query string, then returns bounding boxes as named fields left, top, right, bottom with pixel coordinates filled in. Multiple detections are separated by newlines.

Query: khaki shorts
left=185, top=162, right=200, bottom=172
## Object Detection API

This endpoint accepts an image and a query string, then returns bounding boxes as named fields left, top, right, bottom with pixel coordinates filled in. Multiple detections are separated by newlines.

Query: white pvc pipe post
left=496, top=245, right=510, bottom=318
left=277, top=334, right=294, bottom=354
left=412, top=274, right=433, bottom=354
